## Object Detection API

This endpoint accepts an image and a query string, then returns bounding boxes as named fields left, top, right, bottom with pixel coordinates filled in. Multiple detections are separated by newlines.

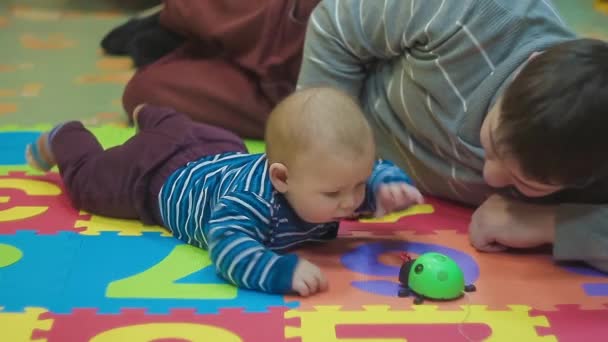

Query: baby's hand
left=292, top=258, right=328, bottom=297
left=375, top=183, right=424, bottom=217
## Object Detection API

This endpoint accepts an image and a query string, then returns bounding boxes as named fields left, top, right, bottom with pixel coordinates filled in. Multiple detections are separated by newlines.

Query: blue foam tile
left=0, top=230, right=80, bottom=311
left=582, top=283, right=608, bottom=296
left=0, top=231, right=296, bottom=314
left=0, top=132, right=40, bottom=165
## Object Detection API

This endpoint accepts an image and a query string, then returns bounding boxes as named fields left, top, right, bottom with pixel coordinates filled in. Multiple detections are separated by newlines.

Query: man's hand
left=375, top=183, right=424, bottom=217
left=469, top=194, right=556, bottom=252
left=292, top=258, right=328, bottom=297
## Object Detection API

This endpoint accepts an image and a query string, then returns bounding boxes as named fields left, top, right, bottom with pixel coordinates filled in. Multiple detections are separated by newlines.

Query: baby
left=25, top=87, right=423, bottom=296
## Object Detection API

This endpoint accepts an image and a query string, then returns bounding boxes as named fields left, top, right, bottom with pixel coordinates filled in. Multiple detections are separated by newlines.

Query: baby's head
left=265, top=87, right=376, bottom=223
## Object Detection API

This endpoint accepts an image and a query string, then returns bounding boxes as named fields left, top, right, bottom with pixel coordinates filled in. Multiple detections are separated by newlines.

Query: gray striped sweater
left=297, top=0, right=608, bottom=270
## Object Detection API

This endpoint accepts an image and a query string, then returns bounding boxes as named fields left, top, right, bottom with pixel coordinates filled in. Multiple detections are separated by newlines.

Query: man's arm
left=469, top=194, right=608, bottom=273
left=544, top=179, right=608, bottom=272
left=205, top=192, right=299, bottom=294
left=587, top=260, right=608, bottom=273
left=297, top=0, right=462, bottom=97
left=554, top=204, right=608, bottom=272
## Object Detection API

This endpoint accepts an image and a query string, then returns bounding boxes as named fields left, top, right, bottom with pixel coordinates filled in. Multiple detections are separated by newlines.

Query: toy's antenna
left=400, top=252, right=412, bottom=262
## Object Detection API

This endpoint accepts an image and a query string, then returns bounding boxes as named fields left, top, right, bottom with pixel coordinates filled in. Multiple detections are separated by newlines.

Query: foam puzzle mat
left=1, top=126, right=607, bottom=342
left=2, top=1, right=608, bottom=341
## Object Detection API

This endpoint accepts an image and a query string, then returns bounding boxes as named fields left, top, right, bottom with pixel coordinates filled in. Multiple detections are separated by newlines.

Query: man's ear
left=269, top=162, right=289, bottom=193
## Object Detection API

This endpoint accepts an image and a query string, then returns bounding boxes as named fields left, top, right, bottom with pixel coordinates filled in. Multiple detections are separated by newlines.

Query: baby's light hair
left=265, top=87, right=374, bottom=166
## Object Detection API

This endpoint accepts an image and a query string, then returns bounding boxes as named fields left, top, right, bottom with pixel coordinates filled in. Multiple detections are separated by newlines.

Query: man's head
left=480, top=38, right=608, bottom=197
left=265, top=87, right=376, bottom=223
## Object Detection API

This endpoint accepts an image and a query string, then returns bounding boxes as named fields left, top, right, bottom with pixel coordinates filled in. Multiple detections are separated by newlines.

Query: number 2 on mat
left=106, top=244, right=237, bottom=299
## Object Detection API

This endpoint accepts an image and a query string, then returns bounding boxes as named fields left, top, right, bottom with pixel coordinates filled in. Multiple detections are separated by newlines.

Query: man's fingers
left=468, top=222, right=488, bottom=250
left=469, top=222, right=508, bottom=253
left=477, top=242, right=508, bottom=252
left=470, top=236, right=506, bottom=252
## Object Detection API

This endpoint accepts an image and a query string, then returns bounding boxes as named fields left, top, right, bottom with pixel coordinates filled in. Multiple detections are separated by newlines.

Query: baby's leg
left=134, top=104, right=247, bottom=154
left=189, top=118, right=248, bottom=155
left=132, top=103, right=191, bottom=131
left=26, top=122, right=146, bottom=220
left=25, top=125, right=63, bottom=172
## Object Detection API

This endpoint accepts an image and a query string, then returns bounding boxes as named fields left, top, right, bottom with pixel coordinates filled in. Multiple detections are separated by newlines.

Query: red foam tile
left=0, top=172, right=85, bottom=234
left=532, top=304, right=608, bottom=340
left=37, top=307, right=289, bottom=342
left=336, top=323, right=492, bottom=341
left=340, top=197, right=472, bottom=235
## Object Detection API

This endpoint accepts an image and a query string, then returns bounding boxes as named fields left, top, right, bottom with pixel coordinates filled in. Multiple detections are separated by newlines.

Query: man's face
left=479, top=102, right=565, bottom=198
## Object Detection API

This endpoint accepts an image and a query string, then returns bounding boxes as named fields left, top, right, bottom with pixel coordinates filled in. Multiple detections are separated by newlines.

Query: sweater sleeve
left=553, top=204, right=608, bottom=273
left=358, top=159, right=414, bottom=214
left=205, top=192, right=299, bottom=293
left=296, top=0, right=467, bottom=97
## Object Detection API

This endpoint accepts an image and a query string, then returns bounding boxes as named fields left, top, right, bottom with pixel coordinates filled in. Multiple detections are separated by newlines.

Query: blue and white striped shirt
left=158, top=152, right=412, bottom=293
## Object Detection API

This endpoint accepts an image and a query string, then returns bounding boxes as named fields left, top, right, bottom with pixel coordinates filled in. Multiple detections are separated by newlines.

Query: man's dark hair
left=497, top=38, right=608, bottom=187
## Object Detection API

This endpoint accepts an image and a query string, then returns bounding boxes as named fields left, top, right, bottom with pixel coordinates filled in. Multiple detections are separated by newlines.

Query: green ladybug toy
left=398, top=252, right=476, bottom=304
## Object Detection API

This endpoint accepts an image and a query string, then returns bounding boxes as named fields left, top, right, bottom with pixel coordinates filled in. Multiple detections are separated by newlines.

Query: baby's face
left=284, top=151, right=375, bottom=223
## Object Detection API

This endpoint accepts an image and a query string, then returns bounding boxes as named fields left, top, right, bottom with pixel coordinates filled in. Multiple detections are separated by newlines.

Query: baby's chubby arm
left=205, top=192, right=296, bottom=294
left=205, top=192, right=327, bottom=295
left=358, top=159, right=424, bottom=217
